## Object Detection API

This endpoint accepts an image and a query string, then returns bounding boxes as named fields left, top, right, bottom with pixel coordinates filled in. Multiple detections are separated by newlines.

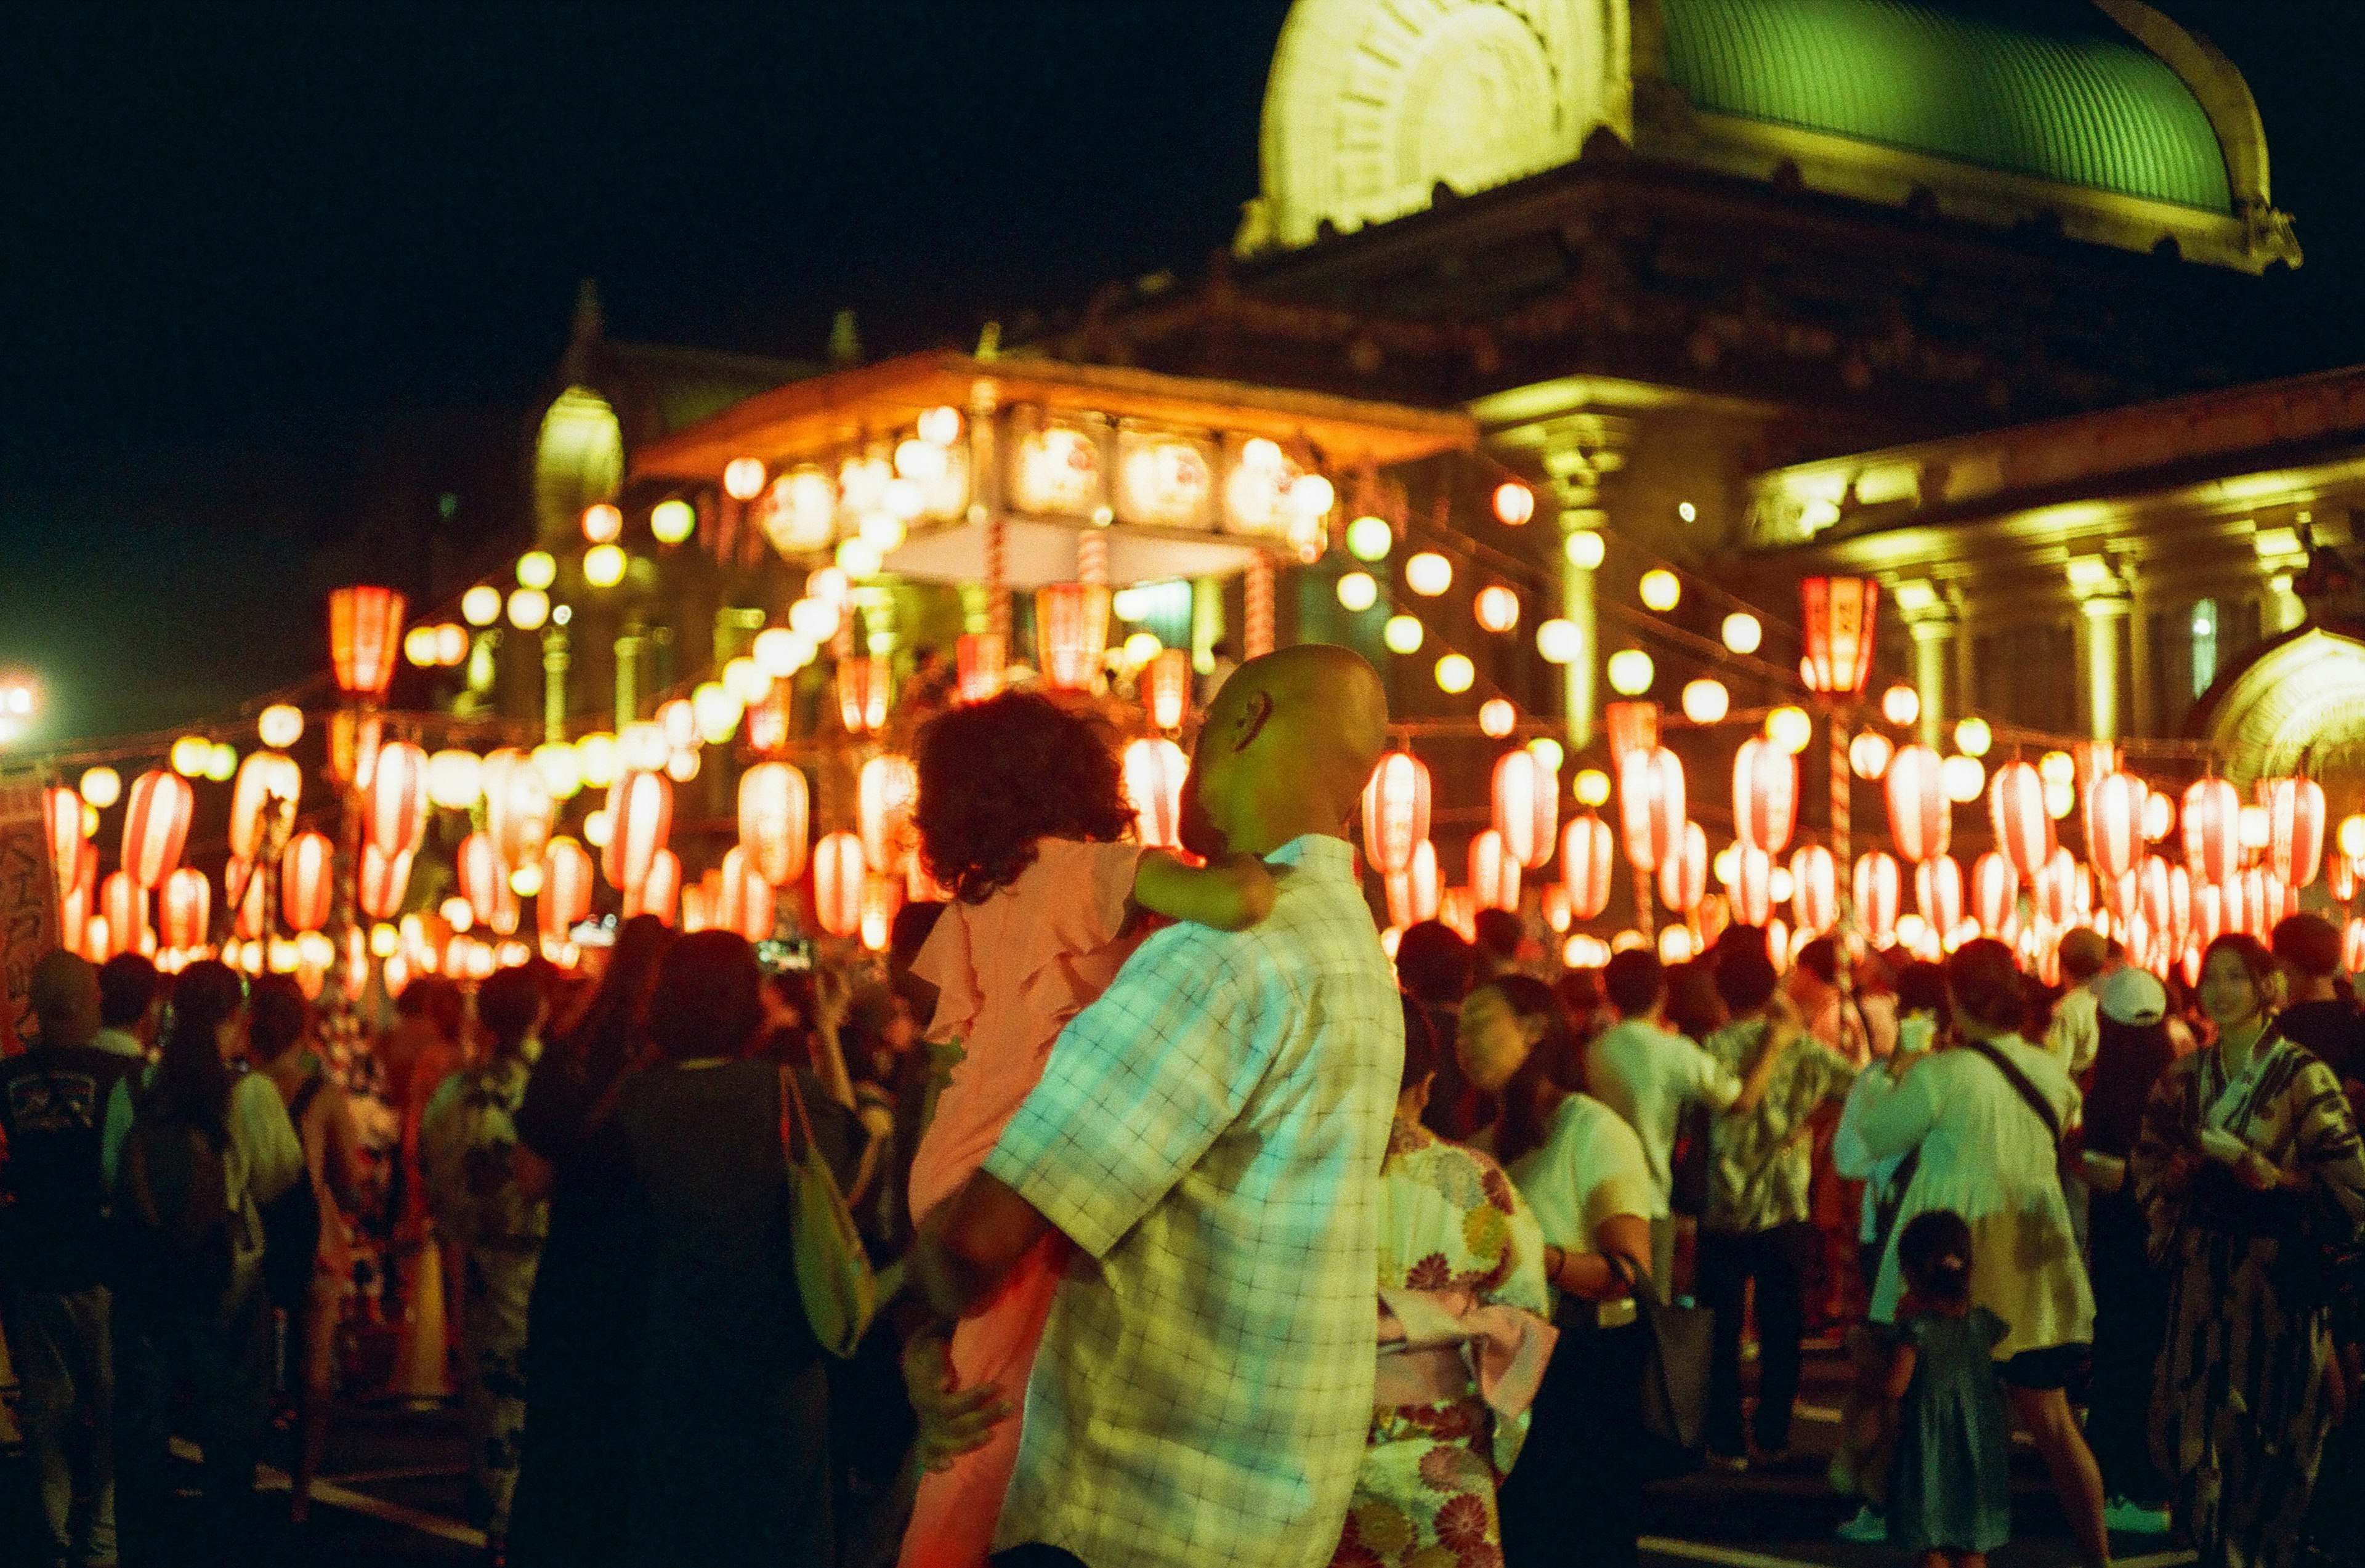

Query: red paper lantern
left=233, top=864, right=267, bottom=942
left=718, top=847, right=777, bottom=943
left=623, top=847, right=680, bottom=926
left=485, top=748, right=556, bottom=872
left=1790, top=846, right=1837, bottom=936
left=358, top=841, right=413, bottom=920
left=230, top=751, right=302, bottom=862
left=2166, top=863, right=2193, bottom=944
left=367, top=742, right=431, bottom=858
left=160, top=867, right=210, bottom=950
left=541, top=838, right=596, bottom=937
left=1659, top=822, right=1709, bottom=915
left=1800, top=577, right=1879, bottom=695
left=1604, top=701, right=1660, bottom=768
left=328, top=586, right=407, bottom=700
left=1883, top=745, right=1949, bottom=864
left=2140, top=857, right=2175, bottom=940
left=1971, top=852, right=2016, bottom=937
left=746, top=687, right=793, bottom=754
left=1123, top=738, right=1189, bottom=851
left=1619, top=747, right=1686, bottom=871
left=813, top=831, right=866, bottom=937
left=2260, top=776, right=2327, bottom=888
left=1492, top=750, right=1559, bottom=871
left=1470, top=830, right=1521, bottom=913
left=281, top=830, right=335, bottom=933
left=1561, top=815, right=1614, bottom=921
left=1854, top=852, right=1901, bottom=946
left=1733, top=846, right=1775, bottom=926
left=738, top=762, right=811, bottom=886
left=1987, top=760, right=2053, bottom=882
left=1362, top=753, right=1433, bottom=876
left=1385, top=839, right=1441, bottom=929
left=602, top=770, right=674, bottom=903
left=62, top=841, right=98, bottom=945
left=1732, top=737, right=1798, bottom=856
left=458, top=833, right=504, bottom=929
left=2195, top=881, right=2226, bottom=946
left=1915, top=855, right=1963, bottom=935
left=837, top=658, right=892, bottom=734
left=1141, top=649, right=1193, bottom=733
left=1035, top=583, right=1112, bottom=692
left=101, top=871, right=147, bottom=958
left=120, top=769, right=193, bottom=890
left=860, top=873, right=904, bottom=953
left=42, top=786, right=81, bottom=900
left=955, top=632, right=1006, bottom=705
left=2182, top=777, right=2242, bottom=887
left=2346, top=917, right=2365, bottom=975
left=2086, top=773, right=2148, bottom=883
left=680, top=873, right=717, bottom=935
left=859, top=754, right=918, bottom=873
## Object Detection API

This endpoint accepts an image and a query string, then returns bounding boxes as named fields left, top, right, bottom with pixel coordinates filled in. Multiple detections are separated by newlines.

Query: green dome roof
left=1662, top=0, right=2234, bottom=213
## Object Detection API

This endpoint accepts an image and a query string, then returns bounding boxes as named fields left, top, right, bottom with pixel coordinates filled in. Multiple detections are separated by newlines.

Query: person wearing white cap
left=2073, top=965, right=2177, bottom=1536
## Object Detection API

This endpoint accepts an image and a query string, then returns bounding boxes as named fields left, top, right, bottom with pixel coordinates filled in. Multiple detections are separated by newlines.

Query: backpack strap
left=1960, top=1038, right=2064, bottom=1147
left=289, top=1069, right=326, bottom=1127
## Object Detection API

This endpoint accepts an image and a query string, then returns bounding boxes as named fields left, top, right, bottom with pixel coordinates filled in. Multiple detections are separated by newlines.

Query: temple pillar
left=2073, top=565, right=2132, bottom=742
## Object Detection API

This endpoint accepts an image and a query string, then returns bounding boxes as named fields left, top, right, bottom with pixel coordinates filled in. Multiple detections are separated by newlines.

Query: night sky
left=3, top=0, right=2359, bottom=745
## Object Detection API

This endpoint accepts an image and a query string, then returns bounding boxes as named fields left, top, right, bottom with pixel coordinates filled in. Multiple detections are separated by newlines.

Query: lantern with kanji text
left=1800, top=577, right=1879, bottom=695
left=328, top=586, right=406, bottom=700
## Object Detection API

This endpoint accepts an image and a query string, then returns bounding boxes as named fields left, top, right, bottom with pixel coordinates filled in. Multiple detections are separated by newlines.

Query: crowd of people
left=2, top=643, right=2362, bottom=1568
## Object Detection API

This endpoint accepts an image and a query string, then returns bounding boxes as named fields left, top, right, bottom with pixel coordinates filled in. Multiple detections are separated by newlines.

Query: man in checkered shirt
left=915, top=644, right=1402, bottom=1568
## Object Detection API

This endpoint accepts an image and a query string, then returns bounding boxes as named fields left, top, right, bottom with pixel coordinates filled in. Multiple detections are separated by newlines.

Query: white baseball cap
left=2098, top=966, right=2168, bottom=1027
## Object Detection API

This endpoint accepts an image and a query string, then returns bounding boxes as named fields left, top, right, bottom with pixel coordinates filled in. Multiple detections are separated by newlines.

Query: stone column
left=1906, top=612, right=1956, bottom=750
left=2127, top=590, right=2156, bottom=739
left=1561, top=517, right=1603, bottom=751
left=614, top=624, right=642, bottom=729
left=541, top=628, right=570, bottom=742
left=2077, top=592, right=2131, bottom=742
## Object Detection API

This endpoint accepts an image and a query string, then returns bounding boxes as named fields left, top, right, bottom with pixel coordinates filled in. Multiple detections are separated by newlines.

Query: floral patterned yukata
left=1332, top=1118, right=1553, bottom=1568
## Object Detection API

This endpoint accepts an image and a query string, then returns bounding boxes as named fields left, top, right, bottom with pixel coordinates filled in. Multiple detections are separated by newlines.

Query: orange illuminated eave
left=627, top=350, right=1476, bottom=481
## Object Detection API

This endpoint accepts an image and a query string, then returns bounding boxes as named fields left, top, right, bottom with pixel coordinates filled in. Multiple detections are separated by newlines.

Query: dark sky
left=2, top=0, right=2359, bottom=745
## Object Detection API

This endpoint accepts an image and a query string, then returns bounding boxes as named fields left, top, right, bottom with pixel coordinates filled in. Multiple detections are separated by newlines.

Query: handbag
left=1631, top=1263, right=1713, bottom=1471
left=777, top=1064, right=878, bottom=1358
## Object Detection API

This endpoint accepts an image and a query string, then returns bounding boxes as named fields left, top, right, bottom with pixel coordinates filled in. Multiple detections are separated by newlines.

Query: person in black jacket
left=1, top=950, right=139, bottom=1568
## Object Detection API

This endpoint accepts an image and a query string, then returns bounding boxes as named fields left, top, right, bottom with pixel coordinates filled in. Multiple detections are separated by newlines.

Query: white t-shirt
left=2044, top=983, right=2101, bottom=1076
left=1507, top=1091, right=1654, bottom=1258
left=1583, top=1017, right=1742, bottom=1218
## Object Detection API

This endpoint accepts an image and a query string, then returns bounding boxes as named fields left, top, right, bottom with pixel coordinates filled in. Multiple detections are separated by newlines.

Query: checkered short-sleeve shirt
left=982, top=834, right=1404, bottom=1568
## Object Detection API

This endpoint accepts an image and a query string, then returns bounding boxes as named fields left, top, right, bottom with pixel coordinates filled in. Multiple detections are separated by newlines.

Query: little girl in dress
left=898, top=688, right=1277, bottom=1568
left=1884, top=1210, right=2014, bottom=1568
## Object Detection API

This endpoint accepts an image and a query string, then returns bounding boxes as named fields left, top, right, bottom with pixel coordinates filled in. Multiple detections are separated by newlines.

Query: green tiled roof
left=1662, top=0, right=2233, bottom=213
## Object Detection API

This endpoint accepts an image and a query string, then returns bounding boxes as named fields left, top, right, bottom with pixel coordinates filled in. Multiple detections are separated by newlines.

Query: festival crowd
left=2, top=644, right=2361, bottom=1568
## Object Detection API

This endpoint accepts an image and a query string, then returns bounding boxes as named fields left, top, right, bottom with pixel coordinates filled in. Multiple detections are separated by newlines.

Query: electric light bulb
left=1336, top=572, right=1378, bottom=612
left=1383, top=615, right=1425, bottom=655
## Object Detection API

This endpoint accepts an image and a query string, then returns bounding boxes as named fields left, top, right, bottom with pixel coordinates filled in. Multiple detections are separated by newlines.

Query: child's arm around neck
left=1132, top=849, right=1280, bottom=932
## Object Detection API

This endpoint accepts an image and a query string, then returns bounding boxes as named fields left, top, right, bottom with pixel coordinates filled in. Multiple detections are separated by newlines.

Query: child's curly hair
left=914, top=689, right=1137, bottom=903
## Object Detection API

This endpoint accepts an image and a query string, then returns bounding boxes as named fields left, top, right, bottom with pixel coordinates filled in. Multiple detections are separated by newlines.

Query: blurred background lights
left=1383, top=615, right=1425, bottom=655
left=1404, top=552, right=1452, bottom=596
left=1638, top=569, right=1681, bottom=612
left=581, top=503, right=622, bottom=544
left=1526, top=737, right=1563, bottom=773
left=1535, top=618, right=1580, bottom=663
left=1721, top=612, right=1763, bottom=654
left=650, top=499, right=697, bottom=544
left=1434, top=653, right=1474, bottom=693
left=1564, top=531, right=1606, bottom=570
left=1492, top=482, right=1535, bottom=526
left=461, top=584, right=503, bottom=626
left=80, top=766, right=120, bottom=809
left=1680, top=678, right=1729, bottom=724
left=1479, top=698, right=1516, bottom=737
left=1346, top=515, right=1394, bottom=561
left=506, top=588, right=551, bottom=631
left=257, top=704, right=303, bottom=749
left=1574, top=769, right=1611, bottom=807
left=1954, top=717, right=1992, bottom=758
left=1473, top=584, right=1520, bottom=633
left=515, top=551, right=557, bottom=590
left=1605, top=648, right=1654, bottom=696
left=583, top=544, right=628, bottom=588
left=1336, top=571, right=1378, bottom=612
left=722, top=457, right=767, bottom=501
left=1766, top=705, right=1814, bottom=753
left=1881, top=684, right=1921, bottom=727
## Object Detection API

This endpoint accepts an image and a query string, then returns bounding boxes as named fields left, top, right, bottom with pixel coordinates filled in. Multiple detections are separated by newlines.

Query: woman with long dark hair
left=507, top=915, right=674, bottom=1568
left=1473, top=974, right=1657, bottom=1568
left=2131, top=933, right=2365, bottom=1568
left=103, top=959, right=304, bottom=1566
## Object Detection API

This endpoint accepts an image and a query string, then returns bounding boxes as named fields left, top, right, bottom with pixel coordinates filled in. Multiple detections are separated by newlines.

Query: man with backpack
left=1, top=950, right=139, bottom=1568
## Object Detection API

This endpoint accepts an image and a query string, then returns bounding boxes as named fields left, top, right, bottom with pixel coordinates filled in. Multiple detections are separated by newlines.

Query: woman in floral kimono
left=1333, top=999, right=1554, bottom=1568
left=2132, top=933, right=2365, bottom=1568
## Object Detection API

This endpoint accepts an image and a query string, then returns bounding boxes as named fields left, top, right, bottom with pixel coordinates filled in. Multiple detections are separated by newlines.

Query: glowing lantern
left=1141, top=649, right=1192, bottom=732
left=2259, top=776, right=2327, bottom=887
left=1606, top=650, right=1655, bottom=697
left=860, top=875, right=904, bottom=953
left=520, top=843, right=582, bottom=942
left=367, top=742, right=431, bottom=857
left=1681, top=679, right=1729, bottom=725
left=1790, top=846, right=1837, bottom=936
left=1535, top=618, right=1579, bottom=662
left=1971, top=852, right=2016, bottom=937
left=1619, top=747, right=1686, bottom=871
left=1722, top=613, right=1763, bottom=655
left=1638, top=570, right=1681, bottom=613
left=858, top=754, right=918, bottom=873
left=1800, top=577, right=1879, bottom=695
left=1766, top=706, right=1814, bottom=754
left=837, top=658, right=892, bottom=733
left=2085, top=773, right=2148, bottom=883
left=1659, top=823, right=1709, bottom=915
left=1561, top=815, right=1613, bottom=921
left=328, top=586, right=406, bottom=699
left=2347, top=918, right=2365, bottom=975
left=2335, top=857, right=2358, bottom=903
left=2182, top=777, right=2242, bottom=887
left=1470, top=830, right=1521, bottom=913
left=257, top=704, right=303, bottom=750
left=722, top=457, right=767, bottom=501
left=228, top=751, right=302, bottom=862
left=1854, top=852, right=1901, bottom=946
left=1987, top=760, right=2053, bottom=881
left=1362, top=753, right=1432, bottom=876
left=281, top=831, right=335, bottom=932
left=716, top=848, right=777, bottom=943
left=2140, top=857, right=2176, bottom=941
left=1881, top=685, right=1920, bottom=727
left=1915, top=855, right=1963, bottom=934
left=358, top=842, right=412, bottom=921
left=1469, top=584, right=1520, bottom=635
left=729, top=762, right=809, bottom=887
left=602, top=770, right=674, bottom=903
left=813, top=831, right=867, bottom=937
left=1492, top=482, right=1535, bottom=525
left=458, top=833, right=504, bottom=929
left=1883, top=745, right=1949, bottom=863
left=1605, top=701, right=1660, bottom=768
left=1479, top=698, right=1517, bottom=738
left=121, top=770, right=193, bottom=889
left=42, top=786, right=81, bottom=899
left=1542, top=884, right=1572, bottom=933
left=2140, top=792, right=2175, bottom=844
left=1732, top=737, right=1798, bottom=856
left=955, top=632, right=1006, bottom=705
left=1385, top=839, right=1443, bottom=928
left=475, top=751, right=548, bottom=871
left=1110, top=737, right=1186, bottom=851
left=1940, top=754, right=1984, bottom=804
left=160, top=867, right=210, bottom=950
left=1492, top=750, right=1559, bottom=871
left=1850, top=731, right=1894, bottom=782
left=617, top=846, right=675, bottom=926
left=1035, top=583, right=1112, bottom=691
left=1405, top=554, right=1453, bottom=596
left=1658, top=926, right=1696, bottom=964
left=101, top=872, right=147, bottom=958
left=1732, top=846, right=1775, bottom=926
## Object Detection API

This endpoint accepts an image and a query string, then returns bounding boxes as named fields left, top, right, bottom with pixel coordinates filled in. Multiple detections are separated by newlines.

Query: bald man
left=913, top=645, right=1402, bottom=1568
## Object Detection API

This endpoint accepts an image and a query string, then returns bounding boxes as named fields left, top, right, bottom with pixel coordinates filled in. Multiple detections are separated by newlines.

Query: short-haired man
left=1, top=951, right=139, bottom=1566
left=2271, top=912, right=2363, bottom=1101
left=2044, top=927, right=2116, bottom=1075
left=1587, top=947, right=1785, bottom=1288
left=93, top=953, right=161, bottom=1059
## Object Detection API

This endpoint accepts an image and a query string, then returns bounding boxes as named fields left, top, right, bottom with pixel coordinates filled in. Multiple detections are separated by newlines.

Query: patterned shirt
left=1699, top=1018, right=1856, bottom=1234
left=985, top=835, right=1404, bottom=1568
